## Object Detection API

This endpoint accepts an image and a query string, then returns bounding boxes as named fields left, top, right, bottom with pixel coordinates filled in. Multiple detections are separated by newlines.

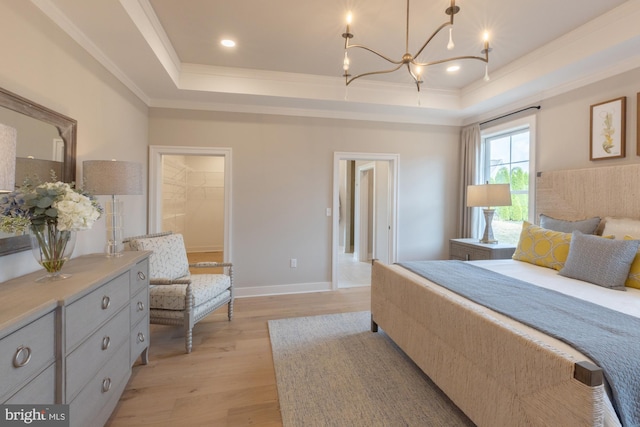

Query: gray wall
left=0, top=1, right=148, bottom=282
left=536, top=67, right=640, bottom=172
left=149, top=109, right=460, bottom=292
left=1, top=0, right=640, bottom=290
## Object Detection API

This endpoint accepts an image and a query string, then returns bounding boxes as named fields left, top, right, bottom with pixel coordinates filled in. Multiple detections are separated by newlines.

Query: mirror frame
left=0, top=86, right=77, bottom=256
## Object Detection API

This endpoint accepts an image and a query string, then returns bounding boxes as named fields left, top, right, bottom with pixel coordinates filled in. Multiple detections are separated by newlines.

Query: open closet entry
left=162, top=155, right=225, bottom=254
left=149, top=146, right=232, bottom=264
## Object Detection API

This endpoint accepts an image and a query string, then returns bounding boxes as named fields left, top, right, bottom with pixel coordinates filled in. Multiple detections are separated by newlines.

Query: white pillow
left=602, top=217, right=640, bottom=240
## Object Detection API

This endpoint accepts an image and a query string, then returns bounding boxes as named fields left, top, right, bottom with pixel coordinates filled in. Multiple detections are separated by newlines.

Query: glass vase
left=30, top=222, right=77, bottom=282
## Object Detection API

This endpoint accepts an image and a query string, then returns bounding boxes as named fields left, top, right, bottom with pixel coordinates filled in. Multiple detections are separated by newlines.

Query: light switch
left=326, top=208, right=332, bottom=216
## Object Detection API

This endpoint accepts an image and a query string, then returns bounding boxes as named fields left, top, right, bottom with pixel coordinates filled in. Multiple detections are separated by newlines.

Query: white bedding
left=472, top=259, right=640, bottom=318
left=468, top=259, right=640, bottom=427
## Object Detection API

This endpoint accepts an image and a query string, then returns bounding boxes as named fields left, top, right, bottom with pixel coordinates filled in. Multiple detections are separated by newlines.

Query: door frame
left=149, top=145, right=232, bottom=262
left=332, top=152, right=399, bottom=289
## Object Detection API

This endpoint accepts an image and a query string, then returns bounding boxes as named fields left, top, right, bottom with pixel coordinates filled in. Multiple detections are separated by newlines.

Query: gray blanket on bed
left=398, top=260, right=640, bottom=427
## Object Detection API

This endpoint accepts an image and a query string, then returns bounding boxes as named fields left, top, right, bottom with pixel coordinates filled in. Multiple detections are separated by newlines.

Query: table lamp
left=466, top=182, right=512, bottom=244
left=15, top=157, right=64, bottom=185
left=83, top=160, right=143, bottom=256
left=0, top=124, right=17, bottom=193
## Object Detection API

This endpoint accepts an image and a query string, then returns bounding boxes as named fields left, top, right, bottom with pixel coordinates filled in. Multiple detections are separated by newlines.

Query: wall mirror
left=0, top=87, right=77, bottom=256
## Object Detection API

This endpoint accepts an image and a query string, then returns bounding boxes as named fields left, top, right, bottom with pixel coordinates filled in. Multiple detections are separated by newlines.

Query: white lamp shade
left=466, top=183, right=512, bottom=208
left=0, top=123, right=17, bottom=192
left=83, top=160, right=143, bottom=196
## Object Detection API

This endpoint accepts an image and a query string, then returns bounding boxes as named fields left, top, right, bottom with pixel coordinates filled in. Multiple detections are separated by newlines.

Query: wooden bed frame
left=371, top=164, right=640, bottom=426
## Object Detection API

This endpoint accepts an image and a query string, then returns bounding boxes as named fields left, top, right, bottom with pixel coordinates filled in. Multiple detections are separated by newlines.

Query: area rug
left=268, top=311, right=475, bottom=426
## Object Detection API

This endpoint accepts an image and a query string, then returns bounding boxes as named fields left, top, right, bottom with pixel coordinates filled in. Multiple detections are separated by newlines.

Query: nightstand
left=449, top=238, right=516, bottom=261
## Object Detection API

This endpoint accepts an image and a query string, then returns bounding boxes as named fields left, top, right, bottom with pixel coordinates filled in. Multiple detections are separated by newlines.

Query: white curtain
left=458, top=123, right=483, bottom=238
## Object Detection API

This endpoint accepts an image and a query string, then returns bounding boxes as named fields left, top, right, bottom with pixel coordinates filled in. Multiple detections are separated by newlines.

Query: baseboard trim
left=235, top=282, right=332, bottom=298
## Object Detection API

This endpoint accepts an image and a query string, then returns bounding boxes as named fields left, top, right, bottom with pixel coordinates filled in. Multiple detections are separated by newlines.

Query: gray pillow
left=539, top=214, right=600, bottom=234
left=559, top=231, right=639, bottom=290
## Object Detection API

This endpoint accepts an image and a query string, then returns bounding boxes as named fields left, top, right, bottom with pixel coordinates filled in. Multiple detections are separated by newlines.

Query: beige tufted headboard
left=535, top=163, right=640, bottom=223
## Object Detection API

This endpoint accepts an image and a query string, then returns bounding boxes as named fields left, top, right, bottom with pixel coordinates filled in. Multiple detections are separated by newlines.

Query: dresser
left=0, top=252, right=150, bottom=427
left=449, top=238, right=516, bottom=261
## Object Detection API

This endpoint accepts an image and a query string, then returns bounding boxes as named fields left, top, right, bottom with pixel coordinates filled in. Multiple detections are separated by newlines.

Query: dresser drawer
left=65, top=271, right=130, bottom=351
left=4, top=363, right=55, bottom=404
left=130, top=287, right=148, bottom=328
left=69, top=342, right=130, bottom=427
left=130, top=258, right=149, bottom=297
left=130, top=314, right=149, bottom=366
left=0, top=311, right=55, bottom=400
left=65, top=306, right=130, bottom=401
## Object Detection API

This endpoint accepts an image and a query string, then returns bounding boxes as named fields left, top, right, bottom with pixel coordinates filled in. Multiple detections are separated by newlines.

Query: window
left=481, top=116, right=536, bottom=244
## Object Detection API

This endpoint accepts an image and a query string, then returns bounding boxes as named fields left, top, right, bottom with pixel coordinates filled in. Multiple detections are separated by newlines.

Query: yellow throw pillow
left=624, top=235, right=640, bottom=289
left=512, top=221, right=572, bottom=270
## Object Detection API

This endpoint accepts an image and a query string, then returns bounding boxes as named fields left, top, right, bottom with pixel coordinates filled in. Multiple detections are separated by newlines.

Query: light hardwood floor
left=105, top=285, right=371, bottom=426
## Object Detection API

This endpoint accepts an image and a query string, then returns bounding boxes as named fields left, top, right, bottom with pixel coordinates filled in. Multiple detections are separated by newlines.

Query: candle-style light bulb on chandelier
left=341, top=0, right=492, bottom=92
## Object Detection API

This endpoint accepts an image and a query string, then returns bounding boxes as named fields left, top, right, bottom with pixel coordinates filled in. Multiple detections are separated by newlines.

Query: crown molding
left=31, top=0, right=150, bottom=105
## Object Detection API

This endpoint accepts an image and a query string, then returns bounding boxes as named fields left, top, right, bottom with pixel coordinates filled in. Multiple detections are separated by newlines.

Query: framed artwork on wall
left=590, top=96, right=626, bottom=160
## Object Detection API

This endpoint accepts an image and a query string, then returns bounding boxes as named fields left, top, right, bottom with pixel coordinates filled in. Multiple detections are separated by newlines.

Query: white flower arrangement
left=0, top=179, right=103, bottom=234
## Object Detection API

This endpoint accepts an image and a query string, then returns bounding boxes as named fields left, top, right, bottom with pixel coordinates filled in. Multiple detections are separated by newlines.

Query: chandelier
left=341, top=0, right=491, bottom=92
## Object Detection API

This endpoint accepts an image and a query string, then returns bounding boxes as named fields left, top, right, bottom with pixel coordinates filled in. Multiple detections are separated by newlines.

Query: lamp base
left=105, top=241, right=124, bottom=257
left=105, top=197, right=124, bottom=257
left=479, top=208, right=498, bottom=244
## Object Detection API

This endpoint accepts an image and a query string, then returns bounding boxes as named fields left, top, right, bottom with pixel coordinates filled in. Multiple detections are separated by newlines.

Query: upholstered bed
left=371, top=165, right=640, bottom=427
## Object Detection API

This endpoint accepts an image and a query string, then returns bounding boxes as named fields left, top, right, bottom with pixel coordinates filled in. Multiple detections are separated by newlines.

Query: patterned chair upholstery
left=124, top=231, right=233, bottom=353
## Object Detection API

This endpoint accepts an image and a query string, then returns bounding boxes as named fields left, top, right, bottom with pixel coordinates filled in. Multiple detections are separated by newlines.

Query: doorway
left=332, top=152, right=398, bottom=289
left=149, top=146, right=232, bottom=263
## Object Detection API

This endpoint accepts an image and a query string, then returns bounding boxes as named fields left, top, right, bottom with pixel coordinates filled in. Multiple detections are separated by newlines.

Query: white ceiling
left=35, top=0, right=640, bottom=125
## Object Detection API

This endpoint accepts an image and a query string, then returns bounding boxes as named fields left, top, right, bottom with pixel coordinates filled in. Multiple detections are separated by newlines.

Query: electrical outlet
left=290, top=258, right=297, bottom=268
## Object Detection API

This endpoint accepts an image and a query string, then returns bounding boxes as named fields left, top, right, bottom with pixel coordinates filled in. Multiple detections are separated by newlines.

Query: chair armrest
left=189, top=262, right=233, bottom=269
left=149, top=278, right=192, bottom=285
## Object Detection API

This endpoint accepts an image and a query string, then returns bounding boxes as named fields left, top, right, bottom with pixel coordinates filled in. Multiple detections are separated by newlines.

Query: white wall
left=149, top=109, right=461, bottom=292
left=0, top=1, right=148, bottom=282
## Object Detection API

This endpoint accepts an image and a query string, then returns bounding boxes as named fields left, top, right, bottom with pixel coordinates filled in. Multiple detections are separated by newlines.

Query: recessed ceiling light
left=220, top=39, right=236, bottom=48
left=447, top=65, right=460, bottom=73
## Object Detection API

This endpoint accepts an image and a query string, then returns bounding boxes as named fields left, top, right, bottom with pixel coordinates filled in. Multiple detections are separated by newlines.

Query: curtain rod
left=480, top=105, right=541, bottom=126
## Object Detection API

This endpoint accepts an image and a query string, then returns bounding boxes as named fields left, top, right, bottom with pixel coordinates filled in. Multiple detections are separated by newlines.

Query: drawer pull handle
left=13, top=345, right=32, bottom=368
left=137, top=332, right=145, bottom=343
left=102, top=377, right=112, bottom=393
left=101, top=296, right=111, bottom=310
left=137, top=271, right=146, bottom=280
left=102, top=336, right=111, bottom=350
left=137, top=301, right=145, bottom=311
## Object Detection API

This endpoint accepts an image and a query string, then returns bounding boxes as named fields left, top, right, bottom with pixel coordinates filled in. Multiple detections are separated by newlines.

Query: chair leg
left=185, top=283, right=193, bottom=353
left=185, top=327, right=193, bottom=354
left=228, top=299, right=233, bottom=321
